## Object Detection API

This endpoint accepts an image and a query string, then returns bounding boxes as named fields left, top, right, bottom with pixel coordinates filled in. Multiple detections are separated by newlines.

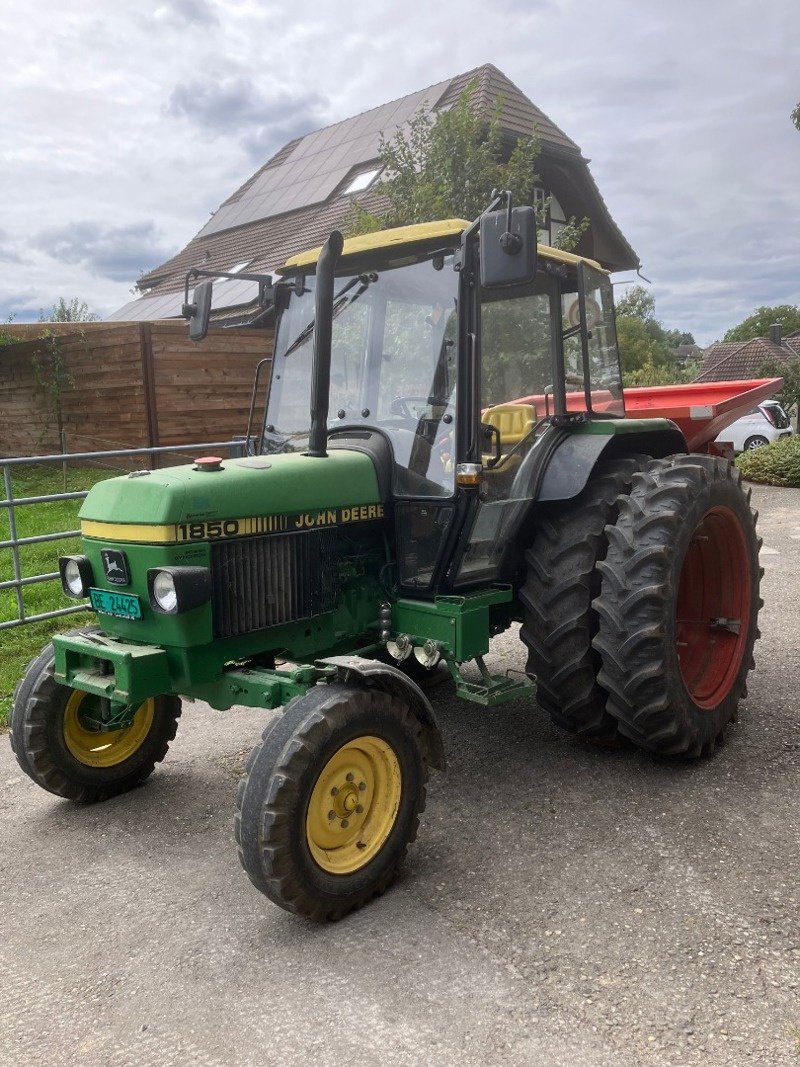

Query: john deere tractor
left=11, top=195, right=761, bottom=920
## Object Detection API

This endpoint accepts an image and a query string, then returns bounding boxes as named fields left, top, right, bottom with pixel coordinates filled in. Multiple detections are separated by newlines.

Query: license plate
left=89, top=588, right=142, bottom=620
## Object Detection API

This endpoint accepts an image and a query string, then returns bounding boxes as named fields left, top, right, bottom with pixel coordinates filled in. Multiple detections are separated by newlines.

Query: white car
left=715, top=400, right=794, bottom=452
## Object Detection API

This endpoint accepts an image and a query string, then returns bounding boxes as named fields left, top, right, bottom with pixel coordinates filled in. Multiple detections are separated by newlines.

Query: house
left=109, top=64, right=638, bottom=324
left=695, top=326, right=798, bottom=382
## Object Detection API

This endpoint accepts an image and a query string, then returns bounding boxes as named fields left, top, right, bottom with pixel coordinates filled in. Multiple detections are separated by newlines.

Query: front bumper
left=53, top=632, right=172, bottom=708
left=51, top=631, right=327, bottom=714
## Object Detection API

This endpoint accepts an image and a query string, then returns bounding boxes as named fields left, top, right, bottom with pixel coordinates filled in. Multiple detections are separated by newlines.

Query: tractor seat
left=482, top=403, right=537, bottom=447
left=481, top=403, right=537, bottom=472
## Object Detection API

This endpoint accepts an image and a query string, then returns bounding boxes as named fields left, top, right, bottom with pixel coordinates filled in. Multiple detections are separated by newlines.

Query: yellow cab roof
left=280, top=218, right=606, bottom=273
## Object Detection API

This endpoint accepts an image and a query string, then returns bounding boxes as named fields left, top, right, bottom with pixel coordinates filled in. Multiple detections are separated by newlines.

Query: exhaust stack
left=307, top=230, right=344, bottom=459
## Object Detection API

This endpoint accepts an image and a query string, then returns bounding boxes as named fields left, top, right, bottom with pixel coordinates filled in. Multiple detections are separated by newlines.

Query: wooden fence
left=0, top=321, right=273, bottom=463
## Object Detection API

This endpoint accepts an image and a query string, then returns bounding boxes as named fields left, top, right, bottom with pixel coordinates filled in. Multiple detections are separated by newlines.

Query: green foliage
left=30, top=330, right=77, bottom=435
left=345, top=79, right=588, bottom=252
left=615, top=285, right=655, bottom=321
left=792, top=102, right=800, bottom=131
left=736, top=435, right=800, bottom=487
left=0, top=314, right=17, bottom=348
left=723, top=305, right=800, bottom=342
left=624, top=358, right=699, bottom=387
left=41, top=297, right=100, bottom=323
left=616, top=314, right=671, bottom=373
left=661, top=327, right=696, bottom=347
left=756, top=358, right=800, bottom=418
left=615, top=284, right=696, bottom=378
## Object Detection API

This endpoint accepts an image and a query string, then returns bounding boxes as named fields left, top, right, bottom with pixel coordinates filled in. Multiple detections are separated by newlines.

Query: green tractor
left=11, top=195, right=761, bottom=920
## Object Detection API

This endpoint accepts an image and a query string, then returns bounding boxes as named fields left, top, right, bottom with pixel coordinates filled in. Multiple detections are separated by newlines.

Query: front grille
left=211, top=529, right=338, bottom=638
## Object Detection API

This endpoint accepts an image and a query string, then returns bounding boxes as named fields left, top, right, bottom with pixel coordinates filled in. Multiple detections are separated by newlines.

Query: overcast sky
left=2, top=0, right=798, bottom=344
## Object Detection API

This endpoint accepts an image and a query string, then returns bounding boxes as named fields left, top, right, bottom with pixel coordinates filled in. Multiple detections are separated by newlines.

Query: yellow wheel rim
left=306, top=735, right=402, bottom=875
left=63, top=691, right=155, bottom=768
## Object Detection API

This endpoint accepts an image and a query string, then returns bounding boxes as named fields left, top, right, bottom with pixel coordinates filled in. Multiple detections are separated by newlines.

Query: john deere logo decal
left=101, top=549, right=129, bottom=586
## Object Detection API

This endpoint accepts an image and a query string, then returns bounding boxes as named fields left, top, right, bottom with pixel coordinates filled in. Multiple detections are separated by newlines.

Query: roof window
left=342, top=168, right=382, bottom=195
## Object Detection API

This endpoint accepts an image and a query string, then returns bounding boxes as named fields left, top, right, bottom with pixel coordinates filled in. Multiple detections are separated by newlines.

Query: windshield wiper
left=282, top=273, right=378, bottom=359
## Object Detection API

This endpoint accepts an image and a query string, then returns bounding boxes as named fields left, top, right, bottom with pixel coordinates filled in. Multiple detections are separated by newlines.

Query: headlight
left=153, top=572, right=178, bottom=613
left=59, top=556, right=93, bottom=598
left=147, top=567, right=212, bottom=615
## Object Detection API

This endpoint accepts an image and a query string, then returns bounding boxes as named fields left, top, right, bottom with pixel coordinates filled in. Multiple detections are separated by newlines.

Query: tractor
left=10, top=194, right=761, bottom=920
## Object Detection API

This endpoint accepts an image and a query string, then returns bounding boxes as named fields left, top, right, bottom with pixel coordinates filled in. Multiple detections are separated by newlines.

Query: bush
left=736, top=436, right=800, bottom=487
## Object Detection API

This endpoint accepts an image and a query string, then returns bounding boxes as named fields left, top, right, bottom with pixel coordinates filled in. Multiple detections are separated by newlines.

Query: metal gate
left=1, top=441, right=240, bottom=631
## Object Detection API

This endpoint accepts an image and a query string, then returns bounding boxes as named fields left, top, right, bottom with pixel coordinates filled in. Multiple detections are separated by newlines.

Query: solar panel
left=198, top=79, right=450, bottom=237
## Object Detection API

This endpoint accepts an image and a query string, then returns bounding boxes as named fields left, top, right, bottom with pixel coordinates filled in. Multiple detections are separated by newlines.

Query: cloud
left=153, top=0, right=217, bottom=26
left=167, top=73, right=327, bottom=161
left=0, top=228, right=23, bottom=265
left=32, top=221, right=176, bottom=282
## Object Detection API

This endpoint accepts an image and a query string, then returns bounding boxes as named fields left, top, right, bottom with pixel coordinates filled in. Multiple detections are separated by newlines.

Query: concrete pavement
left=1, top=483, right=798, bottom=1066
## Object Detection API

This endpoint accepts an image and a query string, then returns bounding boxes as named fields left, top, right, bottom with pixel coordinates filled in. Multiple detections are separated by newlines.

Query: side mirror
left=182, top=279, right=214, bottom=341
left=480, top=205, right=537, bottom=288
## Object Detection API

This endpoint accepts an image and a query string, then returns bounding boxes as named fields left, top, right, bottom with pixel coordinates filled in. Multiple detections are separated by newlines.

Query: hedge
left=736, top=435, right=800, bottom=487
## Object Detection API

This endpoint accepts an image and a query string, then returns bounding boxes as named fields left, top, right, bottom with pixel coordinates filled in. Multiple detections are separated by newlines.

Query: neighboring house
left=670, top=343, right=704, bottom=367
left=109, top=63, right=638, bottom=324
left=695, top=328, right=797, bottom=382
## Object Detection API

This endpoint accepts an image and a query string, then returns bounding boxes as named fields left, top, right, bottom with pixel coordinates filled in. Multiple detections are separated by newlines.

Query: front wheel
left=593, top=456, right=761, bottom=757
left=10, top=634, right=181, bottom=801
left=235, top=684, right=427, bottom=920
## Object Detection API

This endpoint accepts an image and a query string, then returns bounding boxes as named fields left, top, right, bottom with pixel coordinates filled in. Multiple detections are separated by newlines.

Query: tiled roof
left=695, top=338, right=793, bottom=382
left=114, top=64, right=636, bottom=319
left=439, top=64, right=580, bottom=152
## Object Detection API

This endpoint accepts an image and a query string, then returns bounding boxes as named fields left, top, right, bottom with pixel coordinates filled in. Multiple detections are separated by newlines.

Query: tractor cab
left=259, top=201, right=628, bottom=594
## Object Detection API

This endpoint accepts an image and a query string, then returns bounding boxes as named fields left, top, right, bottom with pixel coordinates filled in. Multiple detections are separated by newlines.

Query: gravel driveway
left=1, top=482, right=798, bottom=1066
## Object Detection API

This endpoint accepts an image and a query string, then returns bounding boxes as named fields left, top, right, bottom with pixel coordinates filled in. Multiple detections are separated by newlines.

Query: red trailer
left=622, top=378, right=785, bottom=452
left=514, top=378, right=784, bottom=454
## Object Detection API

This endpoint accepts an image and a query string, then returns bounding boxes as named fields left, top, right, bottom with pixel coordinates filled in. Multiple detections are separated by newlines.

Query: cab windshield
left=263, top=253, right=459, bottom=497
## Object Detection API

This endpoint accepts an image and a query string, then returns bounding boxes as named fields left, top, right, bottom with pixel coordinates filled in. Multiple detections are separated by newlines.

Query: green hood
left=80, top=450, right=381, bottom=526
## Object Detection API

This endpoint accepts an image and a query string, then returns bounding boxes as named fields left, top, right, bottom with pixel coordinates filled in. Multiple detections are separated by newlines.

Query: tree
left=347, top=79, right=589, bottom=251
left=40, top=297, right=100, bottom=323
left=723, top=305, right=800, bottom=342
left=616, top=284, right=656, bottom=322
left=661, top=327, right=696, bottom=348
left=756, top=357, right=800, bottom=423
left=616, top=315, right=671, bottom=374
left=793, top=102, right=800, bottom=132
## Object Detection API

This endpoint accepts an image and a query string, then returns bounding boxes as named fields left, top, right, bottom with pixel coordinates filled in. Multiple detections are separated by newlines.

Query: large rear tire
left=593, top=456, right=761, bottom=757
left=10, top=633, right=181, bottom=802
left=235, top=684, right=427, bottom=920
left=519, top=456, right=648, bottom=741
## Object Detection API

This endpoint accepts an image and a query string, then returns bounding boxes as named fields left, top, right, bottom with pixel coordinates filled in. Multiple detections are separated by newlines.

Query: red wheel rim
left=676, top=506, right=751, bottom=709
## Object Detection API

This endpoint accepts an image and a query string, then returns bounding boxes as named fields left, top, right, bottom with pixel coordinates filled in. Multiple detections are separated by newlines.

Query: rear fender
left=536, top=425, right=687, bottom=503
left=319, top=655, right=446, bottom=770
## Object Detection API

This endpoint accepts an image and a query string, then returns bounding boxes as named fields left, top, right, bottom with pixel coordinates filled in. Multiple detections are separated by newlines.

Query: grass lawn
left=0, top=463, right=120, bottom=727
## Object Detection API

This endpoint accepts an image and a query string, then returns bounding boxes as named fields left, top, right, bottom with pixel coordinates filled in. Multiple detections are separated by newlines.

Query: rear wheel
left=743, top=435, right=769, bottom=451
left=10, top=634, right=181, bottom=801
left=593, top=456, right=761, bottom=757
left=235, top=684, right=427, bottom=920
left=519, top=456, right=648, bottom=742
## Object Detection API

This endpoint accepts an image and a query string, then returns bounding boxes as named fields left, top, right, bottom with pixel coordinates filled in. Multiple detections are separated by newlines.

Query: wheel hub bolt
left=358, top=781, right=366, bottom=791
left=330, top=787, right=339, bottom=796
left=346, top=772, right=354, bottom=782
left=328, top=810, right=336, bottom=820
left=355, top=804, right=364, bottom=814
left=341, top=819, right=350, bottom=829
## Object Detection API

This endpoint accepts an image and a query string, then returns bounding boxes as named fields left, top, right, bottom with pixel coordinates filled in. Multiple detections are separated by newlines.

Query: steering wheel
left=389, top=395, right=430, bottom=421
